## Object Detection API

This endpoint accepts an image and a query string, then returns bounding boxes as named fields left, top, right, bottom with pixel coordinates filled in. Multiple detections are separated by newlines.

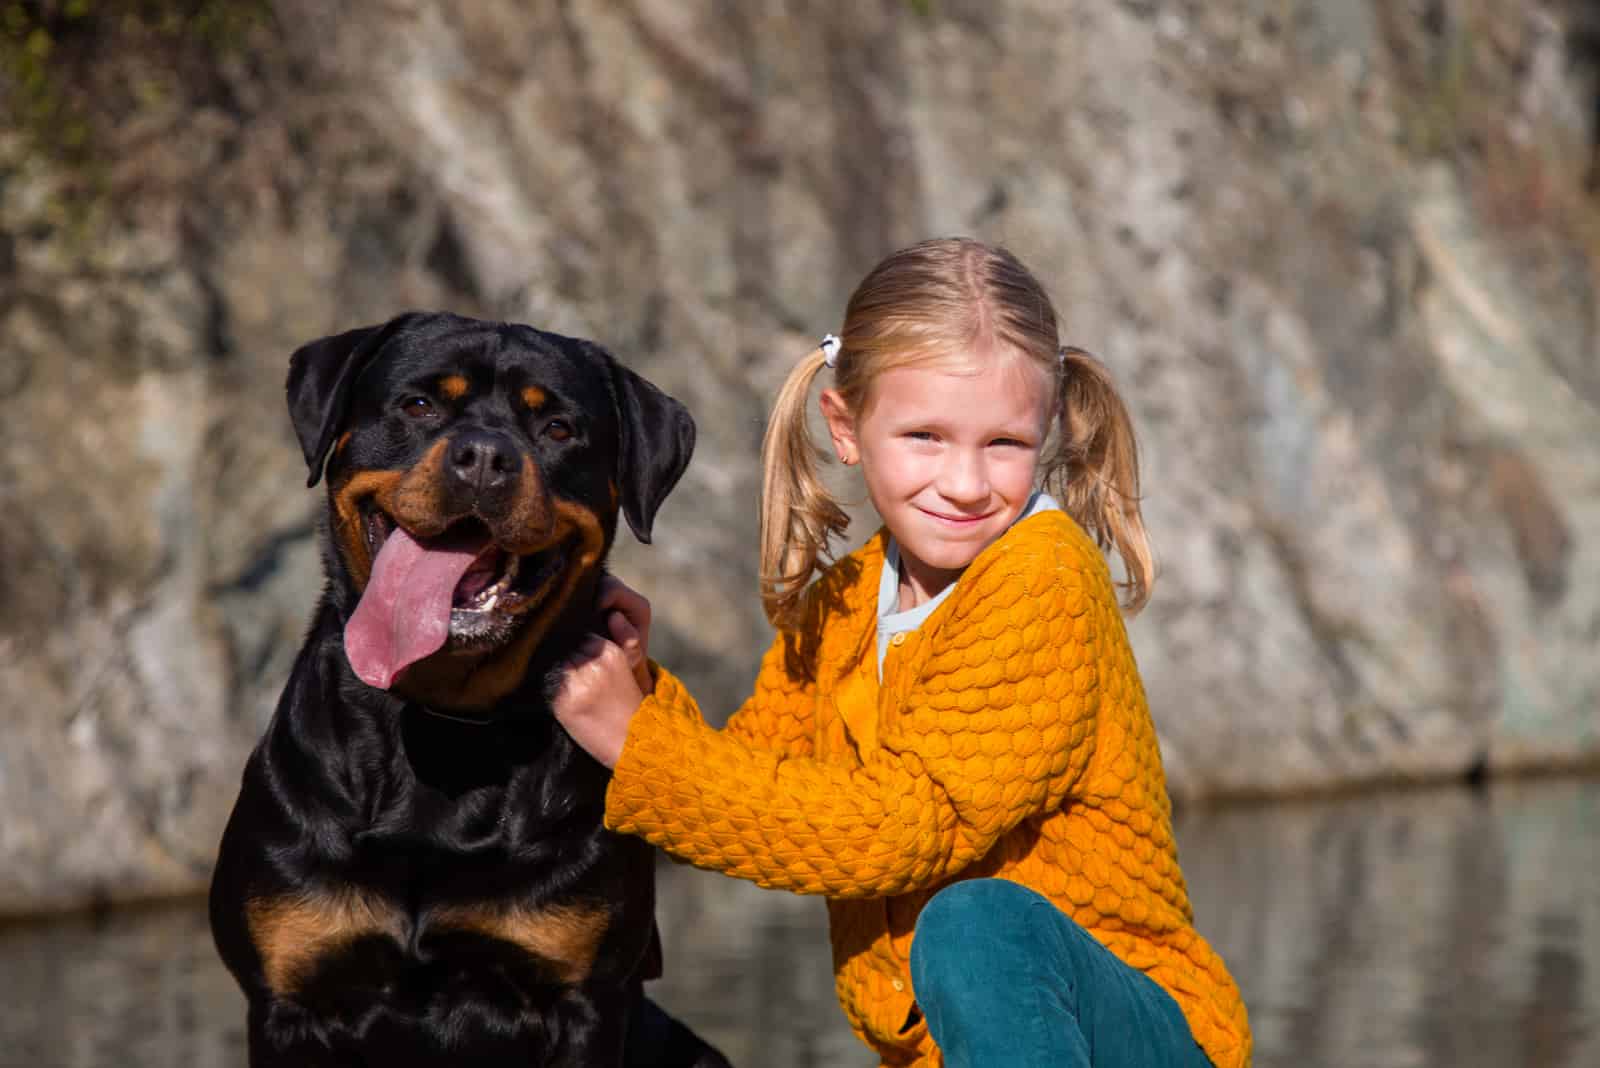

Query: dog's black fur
left=210, top=312, right=729, bottom=1067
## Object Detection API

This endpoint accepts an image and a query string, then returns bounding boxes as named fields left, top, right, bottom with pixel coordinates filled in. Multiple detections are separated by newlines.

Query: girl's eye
left=401, top=396, right=435, bottom=418
left=544, top=419, right=574, bottom=442
left=906, top=431, right=937, bottom=442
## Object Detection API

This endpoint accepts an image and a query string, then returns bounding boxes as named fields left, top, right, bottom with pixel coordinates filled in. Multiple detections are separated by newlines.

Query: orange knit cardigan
left=605, top=512, right=1250, bottom=1067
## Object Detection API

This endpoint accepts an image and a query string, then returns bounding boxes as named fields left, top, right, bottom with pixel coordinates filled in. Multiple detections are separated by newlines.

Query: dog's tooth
left=488, top=554, right=519, bottom=595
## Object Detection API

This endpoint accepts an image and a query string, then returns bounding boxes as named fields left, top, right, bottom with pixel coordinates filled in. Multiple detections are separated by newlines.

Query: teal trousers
left=909, top=879, right=1213, bottom=1068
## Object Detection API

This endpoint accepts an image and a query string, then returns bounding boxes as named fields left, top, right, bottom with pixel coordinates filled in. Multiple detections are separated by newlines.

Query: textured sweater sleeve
left=604, top=530, right=1110, bottom=898
left=718, top=634, right=817, bottom=758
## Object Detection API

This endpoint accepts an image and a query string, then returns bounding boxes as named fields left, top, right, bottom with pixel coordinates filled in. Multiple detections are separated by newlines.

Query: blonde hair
left=759, top=237, right=1154, bottom=628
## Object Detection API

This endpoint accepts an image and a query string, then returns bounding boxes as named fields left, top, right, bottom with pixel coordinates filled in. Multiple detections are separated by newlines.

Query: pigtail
left=759, top=344, right=850, bottom=629
left=1044, top=346, right=1155, bottom=614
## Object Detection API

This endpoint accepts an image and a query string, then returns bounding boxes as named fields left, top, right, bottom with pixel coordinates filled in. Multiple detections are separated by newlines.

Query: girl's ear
left=818, top=388, right=858, bottom=465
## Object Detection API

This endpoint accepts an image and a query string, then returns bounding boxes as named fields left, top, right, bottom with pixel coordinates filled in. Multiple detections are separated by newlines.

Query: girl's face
left=821, top=348, right=1051, bottom=607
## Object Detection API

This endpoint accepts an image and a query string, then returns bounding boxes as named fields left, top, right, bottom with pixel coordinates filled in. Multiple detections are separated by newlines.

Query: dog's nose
left=448, top=430, right=519, bottom=493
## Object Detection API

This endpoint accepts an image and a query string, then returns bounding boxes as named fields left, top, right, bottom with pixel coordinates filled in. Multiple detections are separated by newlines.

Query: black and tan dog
left=210, top=312, right=730, bottom=1067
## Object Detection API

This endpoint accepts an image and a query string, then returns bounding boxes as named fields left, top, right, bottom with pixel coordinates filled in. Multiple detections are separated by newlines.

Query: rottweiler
left=210, top=312, right=731, bottom=1067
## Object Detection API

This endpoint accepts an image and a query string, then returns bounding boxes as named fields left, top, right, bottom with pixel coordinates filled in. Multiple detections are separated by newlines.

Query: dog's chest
left=246, top=872, right=623, bottom=1009
left=345, top=769, right=602, bottom=900
left=251, top=787, right=637, bottom=1006
left=249, top=716, right=638, bottom=1002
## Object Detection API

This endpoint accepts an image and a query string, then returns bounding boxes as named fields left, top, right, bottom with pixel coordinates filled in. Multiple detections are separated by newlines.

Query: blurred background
left=1, top=0, right=1598, bottom=1065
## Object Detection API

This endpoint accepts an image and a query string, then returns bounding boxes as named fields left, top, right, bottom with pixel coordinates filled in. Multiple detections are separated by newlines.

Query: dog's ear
left=602, top=351, right=696, bottom=544
left=286, top=314, right=420, bottom=488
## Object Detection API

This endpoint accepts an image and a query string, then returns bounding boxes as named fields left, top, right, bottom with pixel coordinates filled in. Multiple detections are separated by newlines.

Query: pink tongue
left=344, top=526, right=485, bottom=689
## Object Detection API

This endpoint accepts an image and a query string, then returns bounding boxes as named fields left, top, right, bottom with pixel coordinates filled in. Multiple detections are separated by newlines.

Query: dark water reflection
left=0, top=778, right=1595, bottom=1067
left=1178, top=777, right=1599, bottom=1068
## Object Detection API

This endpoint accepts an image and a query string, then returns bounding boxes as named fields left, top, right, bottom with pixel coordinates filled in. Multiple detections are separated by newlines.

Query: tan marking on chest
left=247, top=891, right=406, bottom=994
left=430, top=902, right=609, bottom=983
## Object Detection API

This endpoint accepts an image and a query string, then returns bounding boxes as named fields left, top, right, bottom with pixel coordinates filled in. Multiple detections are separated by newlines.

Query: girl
left=557, top=238, right=1250, bottom=1068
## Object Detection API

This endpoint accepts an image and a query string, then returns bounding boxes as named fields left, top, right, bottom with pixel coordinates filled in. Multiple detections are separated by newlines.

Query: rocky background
left=1, top=0, right=1598, bottom=914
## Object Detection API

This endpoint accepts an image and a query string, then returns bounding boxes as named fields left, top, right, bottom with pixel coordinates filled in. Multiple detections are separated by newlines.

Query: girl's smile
left=917, top=506, right=996, bottom=524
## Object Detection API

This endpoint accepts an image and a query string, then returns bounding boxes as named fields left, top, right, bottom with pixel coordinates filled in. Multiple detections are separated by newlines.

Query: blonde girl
left=556, top=237, right=1250, bottom=1068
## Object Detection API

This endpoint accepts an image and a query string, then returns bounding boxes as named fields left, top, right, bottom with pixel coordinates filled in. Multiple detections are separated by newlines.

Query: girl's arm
left=606, top=532, right=1116, bottom=898
left=719, top=635, right=817, bottom=757
left=556, top=579, right=818, bottom=766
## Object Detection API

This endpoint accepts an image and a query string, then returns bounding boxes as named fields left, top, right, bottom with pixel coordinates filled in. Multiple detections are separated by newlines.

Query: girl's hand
left=553, top=581, right=654, bottom=769
left=597, top=575, right=653, bottom=692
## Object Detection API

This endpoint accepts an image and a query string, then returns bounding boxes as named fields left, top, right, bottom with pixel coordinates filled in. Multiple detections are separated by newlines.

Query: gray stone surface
left=2, top=0, right=1598, bottom=912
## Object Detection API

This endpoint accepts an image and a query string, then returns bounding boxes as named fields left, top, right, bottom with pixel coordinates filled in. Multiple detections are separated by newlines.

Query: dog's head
left=286, top=312, right=694, bottom=710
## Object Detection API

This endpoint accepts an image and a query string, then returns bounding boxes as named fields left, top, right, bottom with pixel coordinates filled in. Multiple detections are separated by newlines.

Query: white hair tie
left=820, top=334, right=841, bottom=368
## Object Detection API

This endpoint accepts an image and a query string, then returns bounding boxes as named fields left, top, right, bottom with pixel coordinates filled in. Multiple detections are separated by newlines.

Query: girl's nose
left=936, top=449, right=990, bottom=504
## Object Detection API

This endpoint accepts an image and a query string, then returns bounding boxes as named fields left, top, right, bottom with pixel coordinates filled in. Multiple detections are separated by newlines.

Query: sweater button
left=892, top=978, right=905, bottom=991
left=890, top=632, right=907, bottom=647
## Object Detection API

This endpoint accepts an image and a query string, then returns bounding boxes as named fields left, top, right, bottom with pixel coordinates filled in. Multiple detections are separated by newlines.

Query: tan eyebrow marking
left=522, top=386, right=547, bottom=410
left=438, top=374, right=470, bottom=399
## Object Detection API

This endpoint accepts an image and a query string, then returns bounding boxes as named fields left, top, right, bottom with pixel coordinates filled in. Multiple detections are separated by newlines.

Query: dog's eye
left=543, top=419, right=574, bottom=442
left=401, top=396, right=436, bottom=418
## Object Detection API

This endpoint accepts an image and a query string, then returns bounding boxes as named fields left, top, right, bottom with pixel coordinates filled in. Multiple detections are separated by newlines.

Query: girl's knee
left=910, top=879, right=1053, bottom=985
left=917, top=878, right=1048, bottom=937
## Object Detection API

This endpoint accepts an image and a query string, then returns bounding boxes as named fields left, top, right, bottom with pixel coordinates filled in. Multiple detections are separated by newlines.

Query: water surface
left=1, top=778, right=1594, bottom=1066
